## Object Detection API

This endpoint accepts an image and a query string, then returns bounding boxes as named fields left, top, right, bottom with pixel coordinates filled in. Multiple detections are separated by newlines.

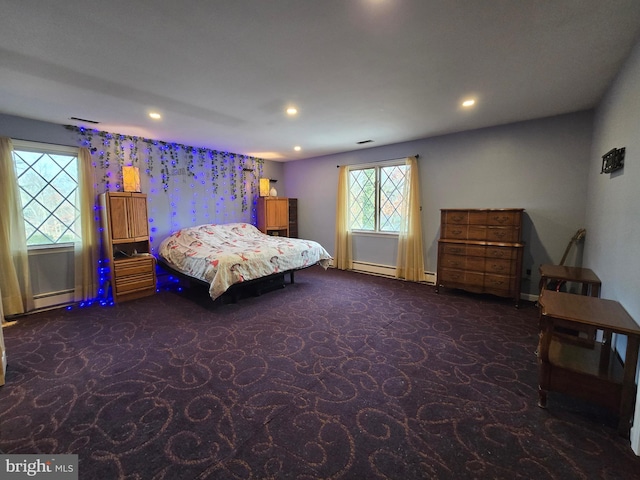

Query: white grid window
left=349, top=162, right=408, bottom=233
left=12, top=142, right=80, bottom=246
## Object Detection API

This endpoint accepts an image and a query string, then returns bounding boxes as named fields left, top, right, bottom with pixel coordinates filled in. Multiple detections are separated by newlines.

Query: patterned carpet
left=1, top=266, right=639, bottom=479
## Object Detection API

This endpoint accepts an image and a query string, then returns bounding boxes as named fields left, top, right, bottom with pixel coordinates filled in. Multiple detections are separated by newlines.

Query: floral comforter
left=158, top=223, right=332, bottom=300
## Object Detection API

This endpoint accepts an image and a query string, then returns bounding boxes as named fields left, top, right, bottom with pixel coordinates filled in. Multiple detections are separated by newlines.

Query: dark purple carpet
left=1, top=266, right=639, bottom=479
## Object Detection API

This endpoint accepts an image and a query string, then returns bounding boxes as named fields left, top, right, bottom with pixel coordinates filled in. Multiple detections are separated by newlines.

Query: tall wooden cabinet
left=436, top=208, right=524, bottom=307
left=257, top=197, right=296, bottom=237
left=100, top=192, right=156, bottom=303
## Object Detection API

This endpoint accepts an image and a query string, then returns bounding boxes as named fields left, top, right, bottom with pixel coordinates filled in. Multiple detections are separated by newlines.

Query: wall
left=585, top=35, right=640, bottom=453
left=0, top=114, right=283, bottom=248
left=283, top=111, right=594, bottom=298
left=1, top=109, right=595, bottom=300
left=0, top=114, right=283, bottom=304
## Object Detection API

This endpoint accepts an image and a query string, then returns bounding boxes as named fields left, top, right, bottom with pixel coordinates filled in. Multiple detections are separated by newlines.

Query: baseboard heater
left=32, top=290, right=75, bottom=311
left=350, top=261, right=436, bottom=285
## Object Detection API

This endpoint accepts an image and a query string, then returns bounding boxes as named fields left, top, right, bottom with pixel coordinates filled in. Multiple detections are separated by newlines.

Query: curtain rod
left=336, top=154, right=419, bottom=168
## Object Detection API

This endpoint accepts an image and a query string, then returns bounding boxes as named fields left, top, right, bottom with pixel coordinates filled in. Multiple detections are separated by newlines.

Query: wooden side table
left=538, top=265, right=602, bottom=346
left=537, top=290, right=640, bottom=437
left=539, top=264, right=601, bottom=297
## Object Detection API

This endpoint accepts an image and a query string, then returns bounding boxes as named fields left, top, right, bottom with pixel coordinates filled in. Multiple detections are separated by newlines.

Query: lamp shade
left=122, top=166, right=141, bottom=192
left=259, top=178, right=270, bottom=197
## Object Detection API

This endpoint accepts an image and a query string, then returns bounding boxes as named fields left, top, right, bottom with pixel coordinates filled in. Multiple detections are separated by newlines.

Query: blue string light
left=69, top=125, right=264, bottom=308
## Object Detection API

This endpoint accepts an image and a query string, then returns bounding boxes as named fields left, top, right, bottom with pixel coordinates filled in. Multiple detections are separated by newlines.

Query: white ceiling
left=1, top=1, right=639, bottom=161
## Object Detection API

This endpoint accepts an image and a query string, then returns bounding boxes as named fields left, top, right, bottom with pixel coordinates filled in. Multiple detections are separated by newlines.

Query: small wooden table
left=539, top=264, right=601, bottom=297
left=539, top=265, right=602, bottom=346
left=537, top=290, right=640, bottom=436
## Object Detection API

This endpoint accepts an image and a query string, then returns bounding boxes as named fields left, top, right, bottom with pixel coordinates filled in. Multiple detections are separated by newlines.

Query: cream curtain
left=0, top=137, right=34, bottom=318
left=396, top=156, right=426, bottom=282
left=334, top=165, right=352, bottom=270
left=74, top=147, right=100, bottom=301
left=0, top=283, right=6, bottom=386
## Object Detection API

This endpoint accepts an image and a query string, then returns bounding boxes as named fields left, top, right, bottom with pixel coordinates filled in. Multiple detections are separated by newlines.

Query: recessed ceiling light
left=294, top=146, right=302, bottom=151
left=286, top=107, right=298, bottom=115
left=149, top=112, right=162, bottom=120
left=462, top=99, right=476, bottom=108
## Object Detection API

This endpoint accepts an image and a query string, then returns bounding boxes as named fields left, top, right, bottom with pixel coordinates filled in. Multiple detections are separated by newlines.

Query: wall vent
left=69, top=116, right=100, bottom=124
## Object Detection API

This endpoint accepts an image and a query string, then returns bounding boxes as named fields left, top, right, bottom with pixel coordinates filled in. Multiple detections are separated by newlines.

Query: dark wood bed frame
left=156, top=257, right=298, bottom=303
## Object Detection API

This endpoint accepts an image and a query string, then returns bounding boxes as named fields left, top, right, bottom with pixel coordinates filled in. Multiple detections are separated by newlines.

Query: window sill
left=351, top=230, right=399, bottom=238
left=27, top=243, right=75, bottom=254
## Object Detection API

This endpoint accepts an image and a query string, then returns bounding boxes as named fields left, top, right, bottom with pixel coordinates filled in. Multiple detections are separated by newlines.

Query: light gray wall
left=2, top=110, right=595, bottom=300
left=0, top=114, right=78, bottom=146
left=0, top=113, right=284, bottom=246
left=0, top=113, right=285, bottom=301
left=586, top=36, right=640, bottom=314
left=283, top=111, right=594, bottom=297
left=584, top=35, right=640, bottom=452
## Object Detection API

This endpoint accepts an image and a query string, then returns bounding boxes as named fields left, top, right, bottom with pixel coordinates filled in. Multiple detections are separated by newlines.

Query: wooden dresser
left=436, top=208, right=524, bottom=307
left=100, top=192, right=156, bottom=303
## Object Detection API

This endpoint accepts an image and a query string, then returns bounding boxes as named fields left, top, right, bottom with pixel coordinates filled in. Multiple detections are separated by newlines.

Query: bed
left=157, top=222, right=332, bottom=301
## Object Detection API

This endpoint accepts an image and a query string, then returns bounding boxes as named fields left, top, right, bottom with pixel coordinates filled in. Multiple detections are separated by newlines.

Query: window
left=349, top=162, right=408, bottom=233
left=12, top=141, right=81, bottom=246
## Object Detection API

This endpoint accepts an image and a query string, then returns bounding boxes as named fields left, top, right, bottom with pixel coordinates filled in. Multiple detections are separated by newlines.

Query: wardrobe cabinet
left=436, top=208, right=524, bottom=307
left=257, top=197, right=291, bottom=237
left=99, top=192, right=156, bottom=303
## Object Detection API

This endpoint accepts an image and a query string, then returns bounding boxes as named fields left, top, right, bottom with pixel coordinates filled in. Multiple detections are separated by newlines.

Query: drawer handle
left=488, top=279, right=505, bottom=286
left=452, top=215, right=464, bottom=222
left=492, top=216, right=510, bottom=224
left=449, top=261, right=462, bottom=268
left=491, top=250, right=505, bottom=257
left=450, top=248, right=463, bottom=254
left=451, top=229, right=463, bottom=235
left=490, top=264, right=505, bottom=272
left=492, top=231, right=507, bottom=239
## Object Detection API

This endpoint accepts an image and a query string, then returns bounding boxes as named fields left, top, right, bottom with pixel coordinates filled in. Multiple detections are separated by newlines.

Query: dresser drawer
left=440, top=243, right=520, bottom=260
left=113, top=257, right=156, bottom=295
left=468, top=210, right=489, bottom=224
left=441, top=255, right=515, bottom=275
left=483, top=226, right=520, bottom=243
left=115, top=273, right=156, bottom=294
left=439, top=254, right=467, bottom=270
left=442, top=210, right=469, bottom=225
left=465, top=245, right=487, bottom=257
left=443, top=224, right=469, bottom=239
left=483, top=274, right=517, bottom=296
left=440, top=268, right=484, bottom=288
left=464, top=225, right=520, bottom=243
left=485, top=246, right=518, bottom=260
left=114, top=257, right=155, bottom=278
left=484, top=258, right=517, bottom=275
left=486, top=211, right=520, bottom=226
left=441, top=243, right=468, bottom=256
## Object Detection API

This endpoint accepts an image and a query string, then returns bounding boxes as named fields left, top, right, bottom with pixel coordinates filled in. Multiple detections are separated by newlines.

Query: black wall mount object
left=601, top=147, right=625, bottom=174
